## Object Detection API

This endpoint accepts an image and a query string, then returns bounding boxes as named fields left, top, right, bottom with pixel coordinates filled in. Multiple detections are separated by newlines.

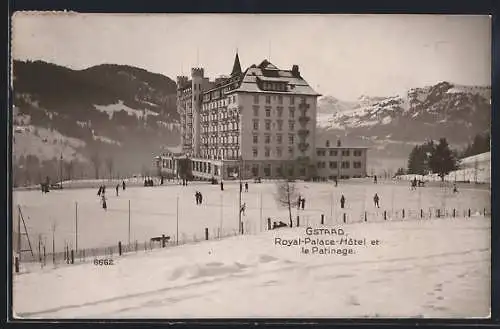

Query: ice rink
left=13, top=179, right=491, bottom=255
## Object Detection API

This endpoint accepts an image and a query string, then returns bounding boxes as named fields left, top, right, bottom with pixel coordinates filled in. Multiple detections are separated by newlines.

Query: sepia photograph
left=10, top=13, right=491, bottom=319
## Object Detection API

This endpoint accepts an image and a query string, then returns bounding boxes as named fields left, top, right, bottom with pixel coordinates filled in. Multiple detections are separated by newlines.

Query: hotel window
left=289, top=121, right=295, bottom=131
left=254, top=95, right=259, bottom=104
left=326, top=140, right=330, bottom=147
left=329, top=161, right=338, bottom=169
left=354, top=150, right=362, bottom=156
left=253, top=119, right=259, bottom=130
left=276, top=147, right=282, bottom=157
left=253, top=105, right=259, bottom=116
left=342, top=150, right=350, bottom=156
left=277, top=106, right=283, bottom=117
left=278, top=95, right=283, bottom=104
left=264, top=164, right=271, bottom=176
left=277, top=120, right=283, bottom=131
left=265, top=120, right=271, bottom=130
left=290, top=96, right=295, bottom=105
left=341, top=161, right=350, bottom=169
left=353, top=161, right=362, bottom=168
left=233, top=96, right=236, bottom=103
left=289, top=108, right=295, bottom=118
left=288, top=147, right=294, bottom=157
left=288, top=134, right=294, bottom=145
left=253, top=148, right=258, bottom=157
left=265, top=134, right=271, bottom=144
left=266, top=96, right=271, bottom=104
left=265, top=108, right=271, bottom=117
left=276, top=134, right=282, bottom=144
left=329, top=150, right=337, bottom=156
left=265, top=147, right=270, bottom=157
left=316, top=150, right=326, bottom=156
left=277, top=166, right=283, bottom=176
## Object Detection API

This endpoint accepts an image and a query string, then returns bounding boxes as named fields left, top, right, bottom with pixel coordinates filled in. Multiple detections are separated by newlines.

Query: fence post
left=71, top=250, right=74, bottom=264
left=15, top=257, right=19, bottom=273
left=267, top=218, right=271, bottom=230
left=296, top=216, right=300, bottom=227
left=384, top=211, right=387, bottom=221
left=321, top=214, right=324, bottom=225
left=118, top=241, right=122, bottom=256
left=364, top=211, right=367, bottom=222
left=343, top=213, right=346, bottom=224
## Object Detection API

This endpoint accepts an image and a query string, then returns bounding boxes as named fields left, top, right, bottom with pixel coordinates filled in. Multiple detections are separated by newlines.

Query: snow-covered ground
left=13, top=215, right=490, bottom=318
left=13, top=180, right=490, bottom=256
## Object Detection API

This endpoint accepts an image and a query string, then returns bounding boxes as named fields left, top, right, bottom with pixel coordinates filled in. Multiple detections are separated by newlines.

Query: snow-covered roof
left=228, top=61, right=321, bottom=96
left=460, top=152, right=490, bottom=165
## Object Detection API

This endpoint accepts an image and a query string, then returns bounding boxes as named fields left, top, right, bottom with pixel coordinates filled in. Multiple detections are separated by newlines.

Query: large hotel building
left=154, top=53, right=367, bottom=181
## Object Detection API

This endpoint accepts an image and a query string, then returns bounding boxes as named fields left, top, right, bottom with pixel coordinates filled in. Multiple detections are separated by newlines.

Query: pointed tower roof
left=231, top=52, right=242, bottom=76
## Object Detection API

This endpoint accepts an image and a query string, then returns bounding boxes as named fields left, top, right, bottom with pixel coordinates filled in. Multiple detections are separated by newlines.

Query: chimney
left=292, top=65, right=300, bottom=77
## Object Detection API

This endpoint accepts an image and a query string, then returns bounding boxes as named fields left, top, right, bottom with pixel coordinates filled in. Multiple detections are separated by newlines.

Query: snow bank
left=13, top=217, right=490, bottom=318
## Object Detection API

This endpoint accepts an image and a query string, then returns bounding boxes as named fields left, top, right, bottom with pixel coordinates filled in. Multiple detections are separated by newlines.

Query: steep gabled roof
left=231, top=53, right=242, bottom=76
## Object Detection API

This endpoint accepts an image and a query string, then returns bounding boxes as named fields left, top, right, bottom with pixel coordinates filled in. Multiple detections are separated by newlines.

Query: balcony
left=298, top=102, right=310, bottom=110
left=297, top=128, right=310, bottom=138
left=298, top=142, right=310, bottom=153
left=298, top=115, right=310, bottom=126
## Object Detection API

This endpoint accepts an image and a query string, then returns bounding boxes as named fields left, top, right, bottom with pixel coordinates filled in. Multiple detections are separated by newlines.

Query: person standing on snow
left=373, top=193, right=380, bottom=208
left=340, top=195, right=346, bottom=209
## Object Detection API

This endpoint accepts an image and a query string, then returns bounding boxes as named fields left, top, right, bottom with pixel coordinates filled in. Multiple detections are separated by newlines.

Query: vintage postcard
left=10, top=13, right=491, bottom=319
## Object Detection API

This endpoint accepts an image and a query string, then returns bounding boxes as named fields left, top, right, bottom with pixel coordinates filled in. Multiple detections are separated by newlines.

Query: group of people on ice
left=194, top=191, right=204, bottom=205
left=297, top=196, right=306, bottom=210
left=97, top=180, right=126, bottom=211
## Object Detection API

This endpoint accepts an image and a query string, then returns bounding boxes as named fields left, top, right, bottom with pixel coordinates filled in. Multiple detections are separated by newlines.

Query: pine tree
left=429, top=138, right=458, bottom=181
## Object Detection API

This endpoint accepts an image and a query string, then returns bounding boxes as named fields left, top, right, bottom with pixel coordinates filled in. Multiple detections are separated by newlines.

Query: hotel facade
left=154, top=54, right=368, bottom=181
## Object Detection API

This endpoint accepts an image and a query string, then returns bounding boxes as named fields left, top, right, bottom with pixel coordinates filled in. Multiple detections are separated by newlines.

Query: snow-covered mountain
left=12, top=60, right=181, bottom=185
left=318, top=81, right=490, bottom=142
left=317, top=81, right=491, bottom=172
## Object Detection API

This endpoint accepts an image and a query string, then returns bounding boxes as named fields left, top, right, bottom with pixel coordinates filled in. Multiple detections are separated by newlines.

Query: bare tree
left=105, top=157, right=114, bottom=180
left=275, top=178, right=300, bottom=226
left=90, top=152, right=101, bottom=179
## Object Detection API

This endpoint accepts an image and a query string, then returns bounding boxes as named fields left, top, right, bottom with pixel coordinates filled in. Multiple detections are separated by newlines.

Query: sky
left=12, top=13, right=491, bottom=101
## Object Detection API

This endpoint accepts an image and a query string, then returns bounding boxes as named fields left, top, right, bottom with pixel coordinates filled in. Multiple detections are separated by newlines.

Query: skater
left=335, top=177, right=338, bottom=187
left=160, top=176, right=164, bottom=185
left=122, top=180, right=126, bottom=191
left=102, top=185, right=106, bottom=195
left=240, top=203, right=246, bottom=216
left=340, top=194, right=346, bottom=209
left=453, top=183, right=458, bottom=193
left=199, top=192, right=203, bottom=205
left=97, top=185, right=102, bottom=196
left=301, top=198, right=305, bottom=210
left=245, top=182, right=248, bottom=192
left=373, top=193, right=380, bottom=208
left=195, top=191, right=200, bottom=205
left=297, top=196, right=302, bottom=210
left=374, top=175, right=378, bottom=184
left=220, top=181, right=224, bottom=191
left=101, top=194, right=107, bottom=211
left=115, top=184, right=119, bottom=196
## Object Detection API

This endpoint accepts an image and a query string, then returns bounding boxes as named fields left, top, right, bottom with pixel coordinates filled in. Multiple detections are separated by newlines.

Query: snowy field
left=13, top=179, right=490, bottom=257
left=13, top=216, right=490, bottom=318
